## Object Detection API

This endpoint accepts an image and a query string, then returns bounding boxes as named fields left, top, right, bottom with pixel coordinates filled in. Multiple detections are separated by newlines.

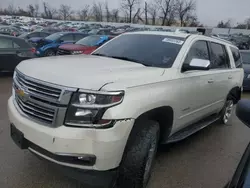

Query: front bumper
left=8, top=96, right=134, bottom=171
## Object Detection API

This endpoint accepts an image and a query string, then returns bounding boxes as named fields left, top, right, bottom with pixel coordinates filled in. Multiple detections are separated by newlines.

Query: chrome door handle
left=208, top=79, right=214, bottom=83
left=228, top=76, right=233, bottom=79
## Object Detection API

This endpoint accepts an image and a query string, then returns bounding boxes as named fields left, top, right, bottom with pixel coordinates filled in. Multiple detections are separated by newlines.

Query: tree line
left=0, top=0, right=203, bottom=27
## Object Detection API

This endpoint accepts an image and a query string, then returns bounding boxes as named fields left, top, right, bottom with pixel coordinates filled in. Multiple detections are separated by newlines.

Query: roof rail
left=196, top=28, right=213, bottom=36
left=210, top=36, right=233, bottom=44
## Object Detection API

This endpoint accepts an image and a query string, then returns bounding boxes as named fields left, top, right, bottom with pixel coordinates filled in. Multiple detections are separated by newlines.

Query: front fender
left=40, top=43, right=60, bottom=52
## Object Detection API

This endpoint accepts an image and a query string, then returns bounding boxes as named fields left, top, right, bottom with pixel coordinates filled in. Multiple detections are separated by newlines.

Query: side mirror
left=236, top=99, right=250, bottom=128
left=182, top=58, right=210, bottom=72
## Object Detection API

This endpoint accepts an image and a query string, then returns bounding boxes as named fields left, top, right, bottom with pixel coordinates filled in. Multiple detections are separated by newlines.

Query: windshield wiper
left=109, top=56, right=152, bottom=67
left=91, top=53, right=109, bottom=57
left=92, top=54, right=152, bottom=67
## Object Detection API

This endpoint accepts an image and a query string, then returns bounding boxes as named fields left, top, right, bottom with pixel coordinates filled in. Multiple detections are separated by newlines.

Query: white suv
left=8, top=31, right=243, bottom=188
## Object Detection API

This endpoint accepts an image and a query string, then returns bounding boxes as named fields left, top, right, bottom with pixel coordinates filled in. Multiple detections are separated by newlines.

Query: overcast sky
left=1, top=0, right=250, bottom=26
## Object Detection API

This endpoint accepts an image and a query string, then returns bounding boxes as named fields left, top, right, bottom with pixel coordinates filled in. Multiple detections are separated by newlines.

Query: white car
left=8, top=30, right=243, bottom=188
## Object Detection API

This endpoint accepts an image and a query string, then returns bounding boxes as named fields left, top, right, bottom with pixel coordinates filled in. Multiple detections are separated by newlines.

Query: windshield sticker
left=162, top=38, right=184, bottom=45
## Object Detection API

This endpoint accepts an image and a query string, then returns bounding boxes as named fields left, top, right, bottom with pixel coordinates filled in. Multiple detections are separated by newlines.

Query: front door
left=176, top=40, right=218, bottom=130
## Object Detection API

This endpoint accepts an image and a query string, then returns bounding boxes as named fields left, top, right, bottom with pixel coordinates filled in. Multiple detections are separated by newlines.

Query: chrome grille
left=13, top=71, right=76, bottom=127
left=57, top=49, right=71, bottom=56
left=15, top=71, right=62, bottom=100
left=15, top=95, right=56, bottom=124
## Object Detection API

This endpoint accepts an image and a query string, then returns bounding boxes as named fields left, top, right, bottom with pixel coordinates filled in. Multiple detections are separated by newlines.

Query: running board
left=166, top=114, right=219, bottom=144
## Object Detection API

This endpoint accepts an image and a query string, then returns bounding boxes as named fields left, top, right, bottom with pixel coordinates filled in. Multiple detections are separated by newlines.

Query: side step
left=166, top=114, right=219, bottom=144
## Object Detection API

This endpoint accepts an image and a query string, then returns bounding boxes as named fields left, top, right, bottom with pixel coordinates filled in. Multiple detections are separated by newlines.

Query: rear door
left=208, top=42, right=233, bottom=108
left=0, top=37, right=17, bottom=71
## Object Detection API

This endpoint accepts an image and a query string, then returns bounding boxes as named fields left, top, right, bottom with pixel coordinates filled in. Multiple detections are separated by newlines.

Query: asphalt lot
left=1, top=75, right=250, bottom=188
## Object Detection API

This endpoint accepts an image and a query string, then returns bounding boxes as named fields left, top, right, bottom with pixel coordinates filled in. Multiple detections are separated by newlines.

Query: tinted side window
left=183, top=41, right=209, bottom=65
left=210, top=42, right=229, bottom=69
left=60, top=34, right=74, bottom=42
left=40, top=32, right=49, bottom=37
left=0, top=38, right=13, bottom=48
left=230, top=47, right=242, bottom=68
left=28, top=32, right=38, bottom=38
left=13, top=42, right=20, bottom=48
left=75, top=34, right=86, bottom=41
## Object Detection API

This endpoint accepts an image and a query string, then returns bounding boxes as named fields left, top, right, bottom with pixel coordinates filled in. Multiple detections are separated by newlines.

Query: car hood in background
left=243, top=63, right=250, bottom=73
left=16, top=55, right=164, bottom=90
left=59, top=44, right=96, bottom=51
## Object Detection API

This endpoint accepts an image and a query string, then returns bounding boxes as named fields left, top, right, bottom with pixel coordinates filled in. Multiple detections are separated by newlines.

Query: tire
left=218, top=99, right=234, bottom=125
left=44, top=49, right=56, bottom=56
left=116, top=120, right=160, bottom=188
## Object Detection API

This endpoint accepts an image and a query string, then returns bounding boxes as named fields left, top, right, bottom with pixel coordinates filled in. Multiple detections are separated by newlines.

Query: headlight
left=71, top=51, right=83, bottom=55
left=64, top=90, right=124, bottom=128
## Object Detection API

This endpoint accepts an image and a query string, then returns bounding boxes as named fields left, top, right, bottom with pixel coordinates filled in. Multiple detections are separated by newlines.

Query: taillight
left=31, top=47, right=36, bottom=53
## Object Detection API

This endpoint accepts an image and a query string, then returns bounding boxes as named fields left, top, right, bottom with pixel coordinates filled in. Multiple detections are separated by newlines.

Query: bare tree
left=27, top=4, right=35, bottom=17
left=176, top=0, right=195, bottom=27
left=148, top=2, right=157, bottom=25
left=34, top=4, right=39, bottom=17
left=105, top=1, right=111, bottom=22
left=91, top=2, right=103, bottom=22
left=78, top=5, right=90, bottom=21
left=156, top=0, right=176, bottom=26
left=111, top=9, right=119, bottom=22
left=58, top=4, right=73, bottom=20
left=144, top=2, right=148, bottom=25
left=42, top=2, right=57, bottom=19
left=121, top=0, right=140, bottom=23
left=133, top=8, right=143, bottom=23
left=245, top=18, right=250, bottom=29
left=7, top=3, right=16, bottom=15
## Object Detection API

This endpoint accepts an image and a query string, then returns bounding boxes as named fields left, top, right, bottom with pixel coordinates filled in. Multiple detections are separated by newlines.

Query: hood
left=243, top=63, right=250, bottom=73
left=59, top=44, right=96, bottom=51
left=16, top=55, right=164, bottom=90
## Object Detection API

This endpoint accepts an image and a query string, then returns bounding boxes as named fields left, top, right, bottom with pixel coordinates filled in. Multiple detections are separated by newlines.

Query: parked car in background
left=33, top=32, right=88, bottom=57
left=0, top=34, right=35, bottom=72
left=78, top=28, right=92, bottom=34
left=36, top=27, right=61, bottom=34
left=240, top=50, right=250, bottom=90
left=0, top=26, right=22, bottom=36
left=18, top=31, right=50, bottom=40
left=57, top=35, right=114, bottom=55
left=88, top=28, right=114, bottom=35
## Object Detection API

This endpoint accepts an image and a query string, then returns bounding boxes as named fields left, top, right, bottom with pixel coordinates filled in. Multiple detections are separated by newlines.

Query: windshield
left=241, top=52, right=250, bottom=64
left=45, top=33, right=63, bottom=41
left=76, top=35, right=101, bottom=46
left=88, top=29, right=98, bottom=34
left=92, top=34, right=184, bottom=68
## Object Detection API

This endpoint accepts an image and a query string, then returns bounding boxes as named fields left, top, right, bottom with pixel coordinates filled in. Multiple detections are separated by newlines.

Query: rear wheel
left=116, top=120, right=160, bottom=188
left=44, top=49, right=56, bottom=56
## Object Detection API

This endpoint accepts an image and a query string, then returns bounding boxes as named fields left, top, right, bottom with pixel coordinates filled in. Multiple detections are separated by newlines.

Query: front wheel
left=219, top=99, right=234, bottom=125
left=116, top=120, right=160, bottom=188
left=44, top=49, right=56, bottom=56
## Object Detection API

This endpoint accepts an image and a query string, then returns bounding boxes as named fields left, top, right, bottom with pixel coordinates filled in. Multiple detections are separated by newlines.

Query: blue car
left=29, top=32, right=88, bottom=57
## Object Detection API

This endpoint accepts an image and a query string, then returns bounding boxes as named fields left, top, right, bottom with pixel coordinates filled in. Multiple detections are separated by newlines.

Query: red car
left=57, top=35, right=114, bottom=55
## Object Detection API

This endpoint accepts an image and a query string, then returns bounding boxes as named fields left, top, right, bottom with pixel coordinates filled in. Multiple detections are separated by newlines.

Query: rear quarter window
left=230, top=47, right=242, bottom=68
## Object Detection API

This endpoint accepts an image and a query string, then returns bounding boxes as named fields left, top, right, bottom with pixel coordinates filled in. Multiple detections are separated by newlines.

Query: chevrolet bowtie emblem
left=16, top=88, right=29, bottom=102
left=16, top=89, right=25, bottom=97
